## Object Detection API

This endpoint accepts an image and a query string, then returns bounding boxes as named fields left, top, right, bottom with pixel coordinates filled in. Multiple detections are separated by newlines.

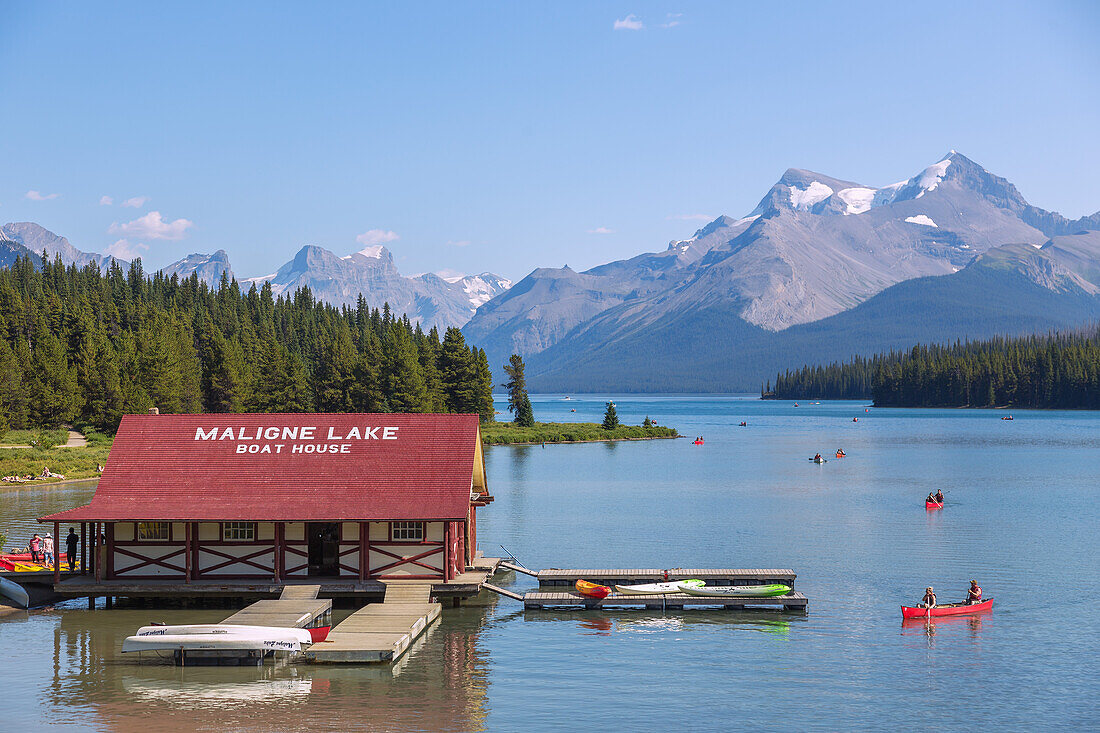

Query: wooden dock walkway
left=305, top=581, right=441, bottom=664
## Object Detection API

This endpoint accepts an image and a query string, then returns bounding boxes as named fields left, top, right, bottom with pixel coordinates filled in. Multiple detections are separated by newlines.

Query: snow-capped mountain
left=464, top=151, right=1100, bottom=387
left=242, top=244, right=511, bottom=331
left=159, top=250, right=234, bottom=285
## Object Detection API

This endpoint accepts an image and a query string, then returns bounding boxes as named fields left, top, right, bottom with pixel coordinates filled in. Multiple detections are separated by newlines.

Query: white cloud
left=105, top=239, right=148, bottom=260
left=99, top=195, right=114, bottom=206
left=661, top=12, right=682, bottom=28
left=26, top=190, right=59, bottom=201
left=356, top=229, right=400, bottom=246
left=668, top=213, right=712, bottom=221
left=613, top=14, right=643, bottom=30
left=588, top=227, right=615, bottom=234
left=447, top=239, right=471, bottom=247
left=121, top=196, right=150, bottom=208
left=108, top=211, right=193, bottom=240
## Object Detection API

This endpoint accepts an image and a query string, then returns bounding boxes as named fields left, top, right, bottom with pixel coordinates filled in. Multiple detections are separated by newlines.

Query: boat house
left=40, top=413, right=493, bottom=595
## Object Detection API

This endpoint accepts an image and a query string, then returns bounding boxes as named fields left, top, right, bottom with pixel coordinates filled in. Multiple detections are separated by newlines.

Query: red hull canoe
left=925, top=500, right=943, bottom=510
left=901, top=598, right=993, bottom=619
left=307, top=626, right=331, bottom=643
left=575, top=579, right=611, bottom=599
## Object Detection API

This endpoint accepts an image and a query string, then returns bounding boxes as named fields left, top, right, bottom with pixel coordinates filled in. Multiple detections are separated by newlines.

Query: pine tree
left=474, top=347, right=495, bottom=423
left=503, top=354, right=534, bottom=427
left=602, top=401, right=619, bottom=430
left=26, top=326, right=80, bottom=427
left=382, top=324, right=429, bottom=412
left=440, top=327, right=478, bottom=413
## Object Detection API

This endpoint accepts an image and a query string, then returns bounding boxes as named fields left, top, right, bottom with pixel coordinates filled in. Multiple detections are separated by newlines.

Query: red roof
left=41, top=413, right=482, bottom=523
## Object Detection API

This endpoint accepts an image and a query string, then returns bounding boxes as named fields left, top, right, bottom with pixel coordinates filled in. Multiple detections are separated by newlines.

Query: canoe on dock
left=575, top=580, right=611, bottom=599
left=678, top=583, right=791, bottom=598
left=613, top=579, right=704, bottom=595
left=901, top=598, right=993, bottom=618
left=122, top=631, right=310, bottom=654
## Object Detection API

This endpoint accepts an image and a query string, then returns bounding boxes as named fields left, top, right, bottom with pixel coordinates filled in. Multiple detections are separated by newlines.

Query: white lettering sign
left=196, top=424, right=399, bottom=457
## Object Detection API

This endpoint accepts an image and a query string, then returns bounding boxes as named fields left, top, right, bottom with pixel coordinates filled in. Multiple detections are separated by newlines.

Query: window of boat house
left=223, top=522, right=256, bottom=541
left=391, top=521, right=425, bottom=541
left=137, top=522, right=170, bottom=541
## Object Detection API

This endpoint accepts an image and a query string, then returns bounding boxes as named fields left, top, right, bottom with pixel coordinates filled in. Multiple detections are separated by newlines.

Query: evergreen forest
left=766, top=328, right=1100, bottom=408
left=0, top=255, right=496, bottom=433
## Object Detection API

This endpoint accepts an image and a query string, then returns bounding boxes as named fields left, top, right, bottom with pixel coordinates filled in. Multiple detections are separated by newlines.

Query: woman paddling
left=966, top=580, right=982, bottom=605
left=919, top=586, right=936, bottom=610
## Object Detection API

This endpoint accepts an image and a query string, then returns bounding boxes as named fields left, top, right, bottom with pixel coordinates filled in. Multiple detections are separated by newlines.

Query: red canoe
left=901, top=598, right=993, bottom=619
left=575, top=579, right=611, bottom=599
left=925, top=500, right=943, bottom=510
left=307, top=626, right=331, bottom=643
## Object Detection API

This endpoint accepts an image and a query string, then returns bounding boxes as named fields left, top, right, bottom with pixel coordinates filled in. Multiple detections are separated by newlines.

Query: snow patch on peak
left=904, top=215, right=938, bottom=227
left=354, top=245, right=385, bottom=259
left=836, top=187, right=876, bottom=215
left=916, top=158, right=951, bottom=192
left=788, top=181, right=834, bottom=210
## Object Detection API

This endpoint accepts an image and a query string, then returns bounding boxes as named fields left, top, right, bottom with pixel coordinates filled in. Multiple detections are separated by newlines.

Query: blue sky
left=2, top=1, right=1098, bottom=281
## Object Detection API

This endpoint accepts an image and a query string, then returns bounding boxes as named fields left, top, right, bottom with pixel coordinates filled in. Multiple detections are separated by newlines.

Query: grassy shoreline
left=481, top=422, right=679, bottom=445
left=0, top=434, right=113, bottom=484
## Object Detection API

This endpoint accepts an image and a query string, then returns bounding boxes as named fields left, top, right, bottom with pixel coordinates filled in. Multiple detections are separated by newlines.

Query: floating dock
left=171, top=585, right=332, bottom=666
left=305, top=581, right=441, bottom=664
left=496, top=565, right=808, bottom=611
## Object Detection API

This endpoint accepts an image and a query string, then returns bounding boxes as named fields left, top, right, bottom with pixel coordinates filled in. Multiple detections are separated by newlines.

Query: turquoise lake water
left=1, top=395, right=1098, bottom=730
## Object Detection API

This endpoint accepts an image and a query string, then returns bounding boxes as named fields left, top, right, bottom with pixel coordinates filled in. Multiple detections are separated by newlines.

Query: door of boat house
left=307, top=522, right=340, bottom=576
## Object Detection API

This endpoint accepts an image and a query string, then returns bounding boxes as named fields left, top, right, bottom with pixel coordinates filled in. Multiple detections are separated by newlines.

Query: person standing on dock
left=42, top=533, right=55, bottom=567
left=66, top=528, right=79, bottom=571
left=30, top=533, right=42, bottom=562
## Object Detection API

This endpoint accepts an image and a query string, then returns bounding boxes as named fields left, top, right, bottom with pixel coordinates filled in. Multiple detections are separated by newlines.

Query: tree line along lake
left=0, top=394, right=1097, bottom=730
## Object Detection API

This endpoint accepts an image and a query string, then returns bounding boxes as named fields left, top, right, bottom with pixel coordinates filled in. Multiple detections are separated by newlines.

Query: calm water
left=1, top=395, right=1098, bottom=731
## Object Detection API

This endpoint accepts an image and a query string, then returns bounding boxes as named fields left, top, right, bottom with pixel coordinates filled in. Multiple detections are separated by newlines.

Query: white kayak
left=122, top=632, right=306, bottom=654
left=677, top=582, right=792, bottom=597
left=0, top=576, right=29, bottom=608
left=613, top=579, right=705, bottom=595
left=133, top=624, right=313, bottom=644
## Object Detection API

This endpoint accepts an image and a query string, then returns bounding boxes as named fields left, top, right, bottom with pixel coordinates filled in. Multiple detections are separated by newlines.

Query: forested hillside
left=768, top=328, right=1100, bottom=408
left=0, top=255, right=495, bottom=432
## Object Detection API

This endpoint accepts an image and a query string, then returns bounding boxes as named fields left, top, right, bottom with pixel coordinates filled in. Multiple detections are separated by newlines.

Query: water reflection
left=520, top=609, right=798, bottom=638
left=44, top=601, right=494, bottom=732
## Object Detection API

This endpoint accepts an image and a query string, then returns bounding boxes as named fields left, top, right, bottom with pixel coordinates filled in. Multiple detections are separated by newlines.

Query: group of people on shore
left=2, top=467, right=67, bottom=483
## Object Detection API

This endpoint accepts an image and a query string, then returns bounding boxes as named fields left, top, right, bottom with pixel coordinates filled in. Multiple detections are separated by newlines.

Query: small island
left=481, top=421, right=678, bottom=446
left=482, top=358, right=677, bottom=445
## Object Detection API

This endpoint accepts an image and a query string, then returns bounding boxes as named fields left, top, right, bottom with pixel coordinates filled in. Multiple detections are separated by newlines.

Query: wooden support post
left=358, top=522, right=366, bottom=582
left=184, top=522, right=192, bottom=584
left=87, top=596, right=94, bottom=610
left=94, top=523, right=102, bottom=583
left=273, top=522, right=282, bottom=582
left=53, top=520, right=60, bottom=584
left=105, top=523, right=114, bottom=580
left=443, top=522, right=451, bottom=582
left=277, top=522, right=285, bottom=581
left=364, top=523, right=372, bottom=580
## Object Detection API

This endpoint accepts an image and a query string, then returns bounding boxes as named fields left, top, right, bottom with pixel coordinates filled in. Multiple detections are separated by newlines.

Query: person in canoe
left=836, top=449, right=846, bottom=457
left=926, top=491, right=938, bottom=505
left=919, top=586, right=937, bottom=610
left=966, top=580, right=982, bottom=605
left=814, top=453, right=822, bottom=461
left=934, top=490, right=944, bottom=504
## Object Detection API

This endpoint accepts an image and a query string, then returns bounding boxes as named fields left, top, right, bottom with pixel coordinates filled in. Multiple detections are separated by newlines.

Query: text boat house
left=41, top=413, right=493, bottom=596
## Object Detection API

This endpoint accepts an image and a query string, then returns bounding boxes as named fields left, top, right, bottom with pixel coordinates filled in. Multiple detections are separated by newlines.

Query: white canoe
left=0, top=576, right=29, bottom=608
left=613, top=579, right=705, bottom=595
left=134, top=624, right=312, bottom=644
left=122, top=632, right=306, bottom=653
left=677, top=583, right=791, bottom=597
